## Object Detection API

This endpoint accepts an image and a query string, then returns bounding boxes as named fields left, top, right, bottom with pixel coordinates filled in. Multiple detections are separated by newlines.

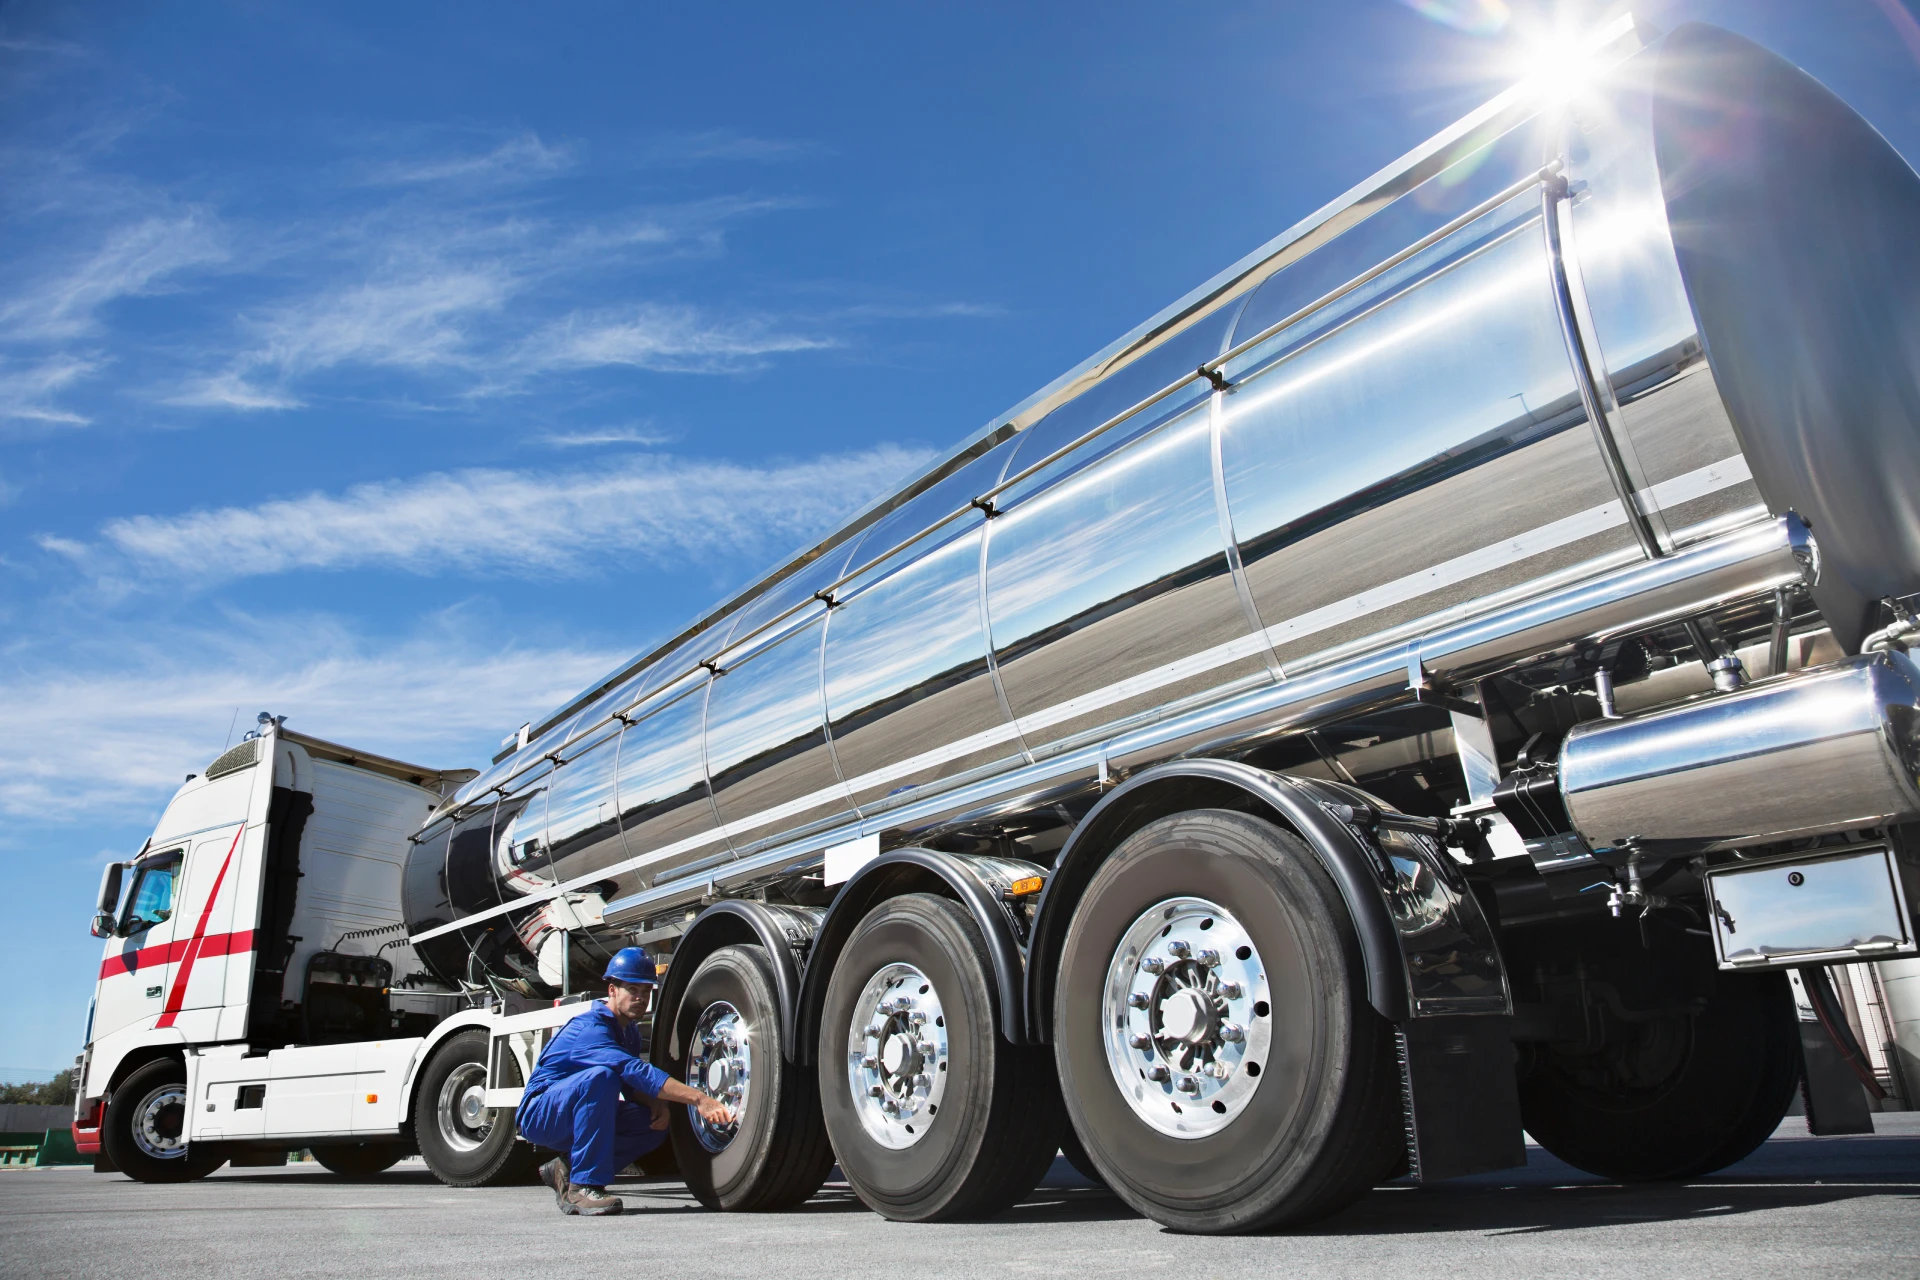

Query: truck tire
left=1519, top=969, right=1800, bottom=1180
left=311, top=1141, right=409, bottom=1178
left=819, top=893, right=1063, bottom=1222
left=413, top=1030, right=538, bottom=1187
left=1053, top=810, right=1402, bottom=1233
left=102, top=1059, right=228, bottom=1184
left=665, top=944, right=833, bottom=1210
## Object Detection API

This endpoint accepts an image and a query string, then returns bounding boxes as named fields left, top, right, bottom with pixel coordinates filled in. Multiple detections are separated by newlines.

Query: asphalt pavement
left=5, top=1116, right=1917, bottom=1280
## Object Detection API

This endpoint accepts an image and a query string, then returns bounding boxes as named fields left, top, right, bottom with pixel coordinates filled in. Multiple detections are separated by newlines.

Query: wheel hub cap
left=846, top=963, right=949, bottom=1149
left=1102, top=896, right=1272, bottom=1138
left=436, top=1063, right=492, bottom=1153
left=132, top=1083, right=187, bottom=1160
left=687, top=1001, right=750, bottom=1153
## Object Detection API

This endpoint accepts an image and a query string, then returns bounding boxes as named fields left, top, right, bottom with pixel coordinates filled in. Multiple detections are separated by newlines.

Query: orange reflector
left=366, top=1094, right=378, bottom=1104
left=1007, top=876, right=1045, bottom=897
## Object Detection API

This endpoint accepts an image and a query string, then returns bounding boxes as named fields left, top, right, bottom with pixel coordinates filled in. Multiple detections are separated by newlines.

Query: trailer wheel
left=665, top=944, right=833, bottom=1210
left=819, top=893, right=1063, bottom=1222
left=102, top=1059, right=227, bottom=1183
left=311, top=1141, right=409, bottom=1178
left=413, top=1030, right=538, bottom=1187
left=1519, top=969, right=1799, bottom=1180
left=1053, top=809, right=1402, bottom=1233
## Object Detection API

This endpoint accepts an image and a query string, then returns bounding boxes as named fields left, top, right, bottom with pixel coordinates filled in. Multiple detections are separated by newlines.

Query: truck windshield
left=121, top=854, right=180, bottom=935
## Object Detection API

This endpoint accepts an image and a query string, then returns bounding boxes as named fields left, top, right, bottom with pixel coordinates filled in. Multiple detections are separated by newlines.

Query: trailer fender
left=1030, top=760, right=1439, bottom=1039
left=652, top=900, right=822, bottom=1063
left=793, top=849, right=1045, bottom=1064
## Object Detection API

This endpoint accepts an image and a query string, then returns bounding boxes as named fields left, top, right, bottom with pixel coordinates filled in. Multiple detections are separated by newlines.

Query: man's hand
left=647, top=1098, right=670, bottom=1131
left=657, top=1075, right=734, bottom=1127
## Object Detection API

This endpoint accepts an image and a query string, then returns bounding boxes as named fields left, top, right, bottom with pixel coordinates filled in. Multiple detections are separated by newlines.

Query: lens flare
left=1397, top=0, right=1512, bottom=38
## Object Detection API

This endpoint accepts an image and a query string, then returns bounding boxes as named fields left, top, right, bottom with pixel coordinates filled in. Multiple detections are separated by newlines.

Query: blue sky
left=2, top=0, right=1914, bottom=1073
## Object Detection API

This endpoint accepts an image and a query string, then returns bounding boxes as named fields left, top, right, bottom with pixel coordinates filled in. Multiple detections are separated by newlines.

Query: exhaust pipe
left=1495, top=653, right=1920, bottom=882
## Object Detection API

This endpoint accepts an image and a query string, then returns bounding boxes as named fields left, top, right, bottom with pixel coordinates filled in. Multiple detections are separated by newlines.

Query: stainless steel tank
left=402, top=21, right=1920, bottom=992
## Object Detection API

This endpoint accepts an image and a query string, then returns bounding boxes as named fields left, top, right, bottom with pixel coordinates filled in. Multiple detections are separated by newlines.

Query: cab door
left=137, top=822, right=248, bottom=1042
left=92, top=848, right=186, bottom=1043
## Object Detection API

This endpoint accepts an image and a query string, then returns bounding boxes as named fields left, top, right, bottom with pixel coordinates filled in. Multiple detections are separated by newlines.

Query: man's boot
left=561, top=1184, right=623, bottom=1216
left=538, top=1157, right=570, bottom=1211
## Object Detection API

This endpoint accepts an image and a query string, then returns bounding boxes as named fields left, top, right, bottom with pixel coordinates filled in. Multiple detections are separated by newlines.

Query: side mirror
left=93, top=862, right=125, bottom=938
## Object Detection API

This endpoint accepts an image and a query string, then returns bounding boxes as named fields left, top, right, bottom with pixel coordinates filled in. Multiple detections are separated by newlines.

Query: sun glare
left=1512, top=12, right=1639, bottom=108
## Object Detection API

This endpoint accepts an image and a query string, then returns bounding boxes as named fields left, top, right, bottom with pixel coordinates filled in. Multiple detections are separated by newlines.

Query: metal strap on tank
left=1542, top=175, right=1663, bottom=560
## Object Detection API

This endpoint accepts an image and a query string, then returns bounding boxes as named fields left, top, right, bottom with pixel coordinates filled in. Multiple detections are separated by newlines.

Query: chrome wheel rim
left=845, top=962, right=949, bottom=1150
left=687, top=1001, right=750, bottom=1153
left=1103, top=896, right=1271, bottom=1138
left=436, top=1062, right=491, bottom=1153
left=131, top=1081, right=188, bottom=1160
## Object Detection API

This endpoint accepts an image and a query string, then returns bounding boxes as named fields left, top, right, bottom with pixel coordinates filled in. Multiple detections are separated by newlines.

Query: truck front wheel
left=102, top=1059, right=226, bottom=1183
left=413, top=1030, right=538, bottom=1187
left=1053, top=810, right=1403, bottom=1233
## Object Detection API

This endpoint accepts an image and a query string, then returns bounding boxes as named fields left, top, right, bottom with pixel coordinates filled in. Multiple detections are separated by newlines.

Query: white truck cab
left=71, top=716, right=597, bottom=1184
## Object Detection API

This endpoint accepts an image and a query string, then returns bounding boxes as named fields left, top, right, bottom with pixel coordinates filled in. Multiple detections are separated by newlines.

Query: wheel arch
left=1025, top=760, right=1409, bottom=1041
left=103, top=1044, right=185, bottom=1098
left=651, top=899, right=821, bottom=1064
left=794, top=849, right=1040, bottom=1066
left=397, top=1010, right=496, bottom=1124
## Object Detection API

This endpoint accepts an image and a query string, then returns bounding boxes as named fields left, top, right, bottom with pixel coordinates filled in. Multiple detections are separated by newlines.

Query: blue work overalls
left=515, top=1001, right=669, bottom=1187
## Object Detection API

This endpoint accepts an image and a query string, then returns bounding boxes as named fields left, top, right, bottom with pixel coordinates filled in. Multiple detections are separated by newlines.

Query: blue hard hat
left=603, top=947, right=657, bottom=986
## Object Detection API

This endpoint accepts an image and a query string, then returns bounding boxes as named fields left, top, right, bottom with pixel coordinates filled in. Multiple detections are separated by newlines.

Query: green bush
left=1, top=1073, right=76, bottom=1107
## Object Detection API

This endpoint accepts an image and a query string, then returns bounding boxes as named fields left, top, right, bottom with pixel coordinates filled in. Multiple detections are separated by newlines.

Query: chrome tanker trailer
left=400, top=21, right=1920, bottom=1231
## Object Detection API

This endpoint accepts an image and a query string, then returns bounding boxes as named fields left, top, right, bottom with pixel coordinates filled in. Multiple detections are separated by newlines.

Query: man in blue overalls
left=517, top=948, right=734, bottom=1216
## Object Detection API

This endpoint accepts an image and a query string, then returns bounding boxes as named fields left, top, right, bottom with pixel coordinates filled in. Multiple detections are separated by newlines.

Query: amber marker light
left=1006, top=876, right=1045, bottom=897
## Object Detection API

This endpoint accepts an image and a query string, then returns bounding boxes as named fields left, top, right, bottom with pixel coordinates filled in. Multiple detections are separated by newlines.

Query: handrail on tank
left=462, top=19, right=1645, bottom=803
left=451, top=161, right=1572, bottom=815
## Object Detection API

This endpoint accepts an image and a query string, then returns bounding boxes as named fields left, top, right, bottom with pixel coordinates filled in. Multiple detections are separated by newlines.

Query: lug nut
left=913, top=1074, right=931, bottom=1091
left=1128, top=1033, right=1153, bottom=1050
left=1219, top=981, right=1243, bottom=999
left=1208, top=1063, right=1231, bottom=1080
left=868, top=1084, right=885, bottom=1098
left=1140, top=957, right=1164, bottom=975
left=1220, top=1023, right=1245, bottom=1044
left=918, top=1040, right=937, bottom=1056
left=1176, top=1075, right=1200, bottom=1094
left=1196, top=949, right=1221, bottom=968
left=909, top=1011, right=927, bottom=1026
left=1126, top=992, right=1150, bottom=1009
left=864, top=1022, right=884, bottom=1038
left=1146, top=1065, right=1170, bottom=1083
left=1167, top=940, right=1191, bottom=959
left=893, top=997, right=914, bottom=1013
left=862, top=1055, right=880, bottom=1070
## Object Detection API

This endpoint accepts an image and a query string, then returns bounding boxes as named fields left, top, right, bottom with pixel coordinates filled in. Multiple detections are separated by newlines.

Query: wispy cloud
left=54, top=444, right=937, bottom=586
left=515, top=303, right=832, bottom=375
left=363, top=131, right=576, bottom=187
left=639, top=130, right=824, bottom=165
left=0, top=611, right=620, bottom=819
left=0, top=210, right=227, bottom=344
left=534, top=425, right=676, bottom=448
left=0, top=354, right=100, bottom=425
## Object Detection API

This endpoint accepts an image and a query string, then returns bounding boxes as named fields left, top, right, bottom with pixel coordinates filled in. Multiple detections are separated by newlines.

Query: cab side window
left=121, top=853, right=181, bottom=935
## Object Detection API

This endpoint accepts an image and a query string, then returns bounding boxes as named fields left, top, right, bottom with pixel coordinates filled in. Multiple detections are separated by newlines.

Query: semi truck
left=74, top=19, right=1920, bottom=1232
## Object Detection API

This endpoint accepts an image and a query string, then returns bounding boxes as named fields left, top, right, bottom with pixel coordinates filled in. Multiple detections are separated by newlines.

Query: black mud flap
left=1397, top=1015, right=1526, bottom=1182
left=1797, top=1019, right=1874, bottom=1136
